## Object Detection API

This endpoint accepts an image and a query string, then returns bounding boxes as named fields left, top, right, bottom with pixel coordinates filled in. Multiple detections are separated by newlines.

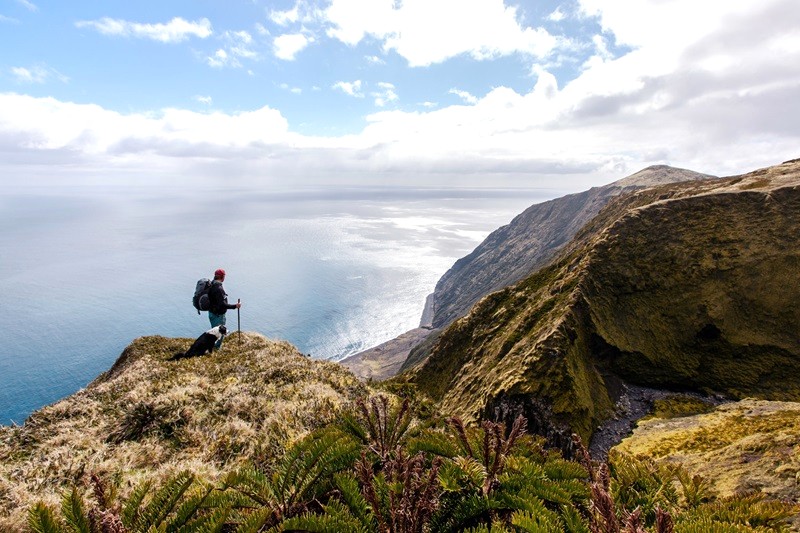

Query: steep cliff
left=407, top=159, right=800, bottom=446
left=428, top=165, right=716, bottom=329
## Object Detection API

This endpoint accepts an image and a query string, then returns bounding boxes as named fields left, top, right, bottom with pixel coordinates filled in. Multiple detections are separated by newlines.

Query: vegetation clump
left=645, top=396, right=716, bottom=421
left=615, top=398, right=800, bottom=512
left=24, top=394, right=799, bottom=532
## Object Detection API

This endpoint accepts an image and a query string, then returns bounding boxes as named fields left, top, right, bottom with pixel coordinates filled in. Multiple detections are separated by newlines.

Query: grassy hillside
left=0, top=332, right=367, bottom=530
left=406, top=159, right=800, bottom=446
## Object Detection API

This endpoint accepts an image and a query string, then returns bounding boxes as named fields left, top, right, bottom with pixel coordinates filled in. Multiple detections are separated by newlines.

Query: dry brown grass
left=0, top=331, right=368, bottom=530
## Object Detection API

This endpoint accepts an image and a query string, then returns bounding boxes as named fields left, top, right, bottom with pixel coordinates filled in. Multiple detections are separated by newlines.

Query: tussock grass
left=646, top=395, right=716, bottom=420
left=614, top=398, right=800, bottom=504
left=0, top=331, right=368, bottom=529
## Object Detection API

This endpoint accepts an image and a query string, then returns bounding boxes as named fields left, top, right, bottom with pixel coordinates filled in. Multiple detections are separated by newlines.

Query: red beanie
left=214, top=268, right=226, bottom=278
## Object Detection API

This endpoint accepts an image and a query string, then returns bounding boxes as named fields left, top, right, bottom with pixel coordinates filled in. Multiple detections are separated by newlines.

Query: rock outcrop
left=406, top=159, right=800, bottom=447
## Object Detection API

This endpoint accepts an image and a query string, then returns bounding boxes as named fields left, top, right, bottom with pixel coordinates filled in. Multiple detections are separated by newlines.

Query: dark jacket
left=209, top=280, right=236, bottom=315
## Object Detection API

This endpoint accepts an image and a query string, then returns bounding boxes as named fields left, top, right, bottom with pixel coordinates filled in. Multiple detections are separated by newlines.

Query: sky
left=1, top=0, right=799, bottom=191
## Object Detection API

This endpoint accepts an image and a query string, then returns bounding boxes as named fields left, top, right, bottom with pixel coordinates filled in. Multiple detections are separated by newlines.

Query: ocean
left=0, top=184, right=561, bottom=425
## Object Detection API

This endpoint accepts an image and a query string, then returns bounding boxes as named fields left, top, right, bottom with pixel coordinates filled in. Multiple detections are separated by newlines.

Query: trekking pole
left=237, top=298, right=241, bottom=345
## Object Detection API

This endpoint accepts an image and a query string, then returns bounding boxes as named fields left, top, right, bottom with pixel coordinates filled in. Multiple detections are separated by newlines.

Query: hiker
left=208, top=268, right=241, bottom=350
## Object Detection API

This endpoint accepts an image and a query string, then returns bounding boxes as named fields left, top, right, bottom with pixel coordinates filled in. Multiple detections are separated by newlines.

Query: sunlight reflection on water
left=0, top=185, right=563, bottom=424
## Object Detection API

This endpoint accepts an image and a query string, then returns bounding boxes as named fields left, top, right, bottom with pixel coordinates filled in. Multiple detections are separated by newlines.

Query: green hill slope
left=406, top=159, right=800, bottom=447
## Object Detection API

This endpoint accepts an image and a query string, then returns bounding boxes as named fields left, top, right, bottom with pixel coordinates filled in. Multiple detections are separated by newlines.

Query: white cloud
left=449, top=88, right=478, bottom=105
left=15, top=0, right=37, bottom=12
left=366, top=55, right=385, bottom=65
left=11, top=65, right=68, bottom=84
left=11, top=66, right=45, bottom=84
left=270, top=5, right=300, bottom=26
left=548, top=7, right=566, bottom=22
left=274, top=33, right=312, bottom=60
left=332, top=80, right=364, bottom=98
left=2, top=1, right=799, bottom=190
left=0, top=93, right=290, bottom=160
left=207, top=49, right=231, bottom=68
left=207, top=31, right=258, bottom=68
left=75, top=17, right=212, bottom=43
left=193, top=95, right=213, bottom=105
left=372, top=82, right=398, bottom=107
left=0, top=14, right=20, bottom=24
left=270, top=1, right=322, bottom=27
left=323, top=0, right=558, bottom=66
left=280, top=83, right=303, bottom=94
left=226, top=30, right=258, bottom=59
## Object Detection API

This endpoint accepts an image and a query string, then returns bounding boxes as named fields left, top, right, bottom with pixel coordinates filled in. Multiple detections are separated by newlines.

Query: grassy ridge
left=0, top=332, right=367, bottom=530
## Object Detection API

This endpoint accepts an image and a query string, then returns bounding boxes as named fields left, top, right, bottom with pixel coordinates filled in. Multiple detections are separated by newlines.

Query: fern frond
left=462, top=524, right=513, bottom=533
left=437, top=456, right=487, bottom=494
left=523, top=477, right=574, bottom=506
left=552, top=478, right=591, bottom=502
left=60, top=488, right=90, bottom=533
left=560, top=503, right=591, bottom=533
left=493, top=491, right=550, bottom=516
left=225, top=466, right=277, bottom=507
left=676, top=493, right=795, bottom=531
left=133, top=470, right=194, bottom=530
left=28, top=502, right=63, bottom=533
left=173, top=507, right=230, bottom=533
left=500, top=456, right=585, bottom=507
left=672, top=517, right=755, bottom=532
left=167, top=484, right=215, bottom=530
left=338, top=409, right=368, bottom=445
left=510, top=434, right=548, bottom=462
left=407, top=428, right=460, bottom=458
left=676, top=469, right=713, bottom=509
left=333, top=473, right=374, bottom=529
left=281, top=500, right=366, bottom=533
left=272, top=427, right=360, bottom=511
left=231, top=506, right=274, bottom=533
left=201, top=489, right=257, bottom=512
left=511, top=509, right=563, bottom=533
left=453, top=456, right=488, bottom=486
left=437, top=463, right=465, bottom=493
left=608, top=451, right=679, bottom=524
left=121, top=479, right=152, bottom=528
left=544, top=458, right=593, bottom=481
left=429, top=493, right=505, bottom=533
